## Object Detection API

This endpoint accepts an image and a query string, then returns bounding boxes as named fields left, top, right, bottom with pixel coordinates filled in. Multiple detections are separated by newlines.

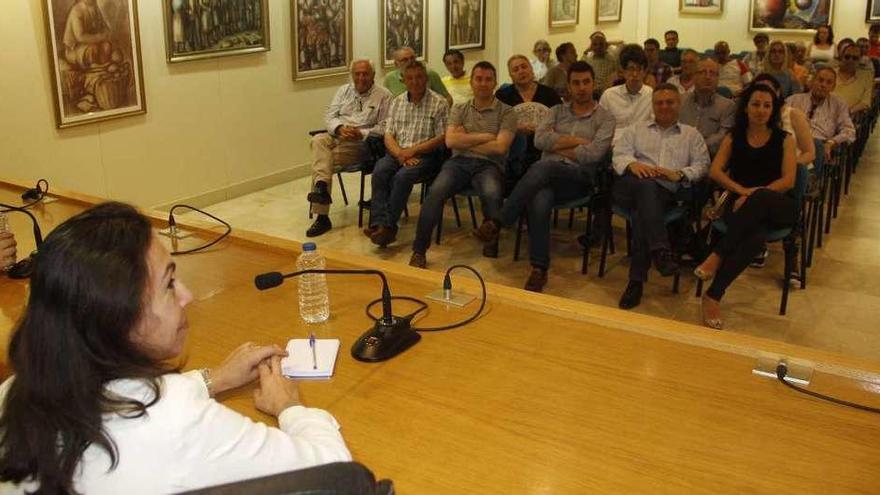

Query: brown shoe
left=524, top=267, right=548, bottom=292
left=370, top=225, right=397, bottom=247
left=482, top=240, right=499, bottom=258
left=473, top=219, right=500, bottom=243
left=362, top=225, right=379, bottom=239
left=409, top=252, right=427, bottom=269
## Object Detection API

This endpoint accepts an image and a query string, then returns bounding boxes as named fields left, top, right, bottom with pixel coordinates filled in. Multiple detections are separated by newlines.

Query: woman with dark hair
left=808, top=24, right=835, bottom=64
left=693, top=84, right=797, bottom=329
left=0, top=203, right=350, bottom=493
left=753, top=73, right=815, bottom=167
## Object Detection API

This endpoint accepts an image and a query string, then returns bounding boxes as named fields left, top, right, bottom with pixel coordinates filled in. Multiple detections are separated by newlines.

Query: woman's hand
left=210, top=342, right=287, bottom=396
left=732, top=187, right=762, bottom=212
left=254, top=356, right=302, bottom=417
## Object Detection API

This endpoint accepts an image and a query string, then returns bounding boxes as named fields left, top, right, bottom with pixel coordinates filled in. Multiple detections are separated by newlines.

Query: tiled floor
left=182, top=140, right=880, bottom=363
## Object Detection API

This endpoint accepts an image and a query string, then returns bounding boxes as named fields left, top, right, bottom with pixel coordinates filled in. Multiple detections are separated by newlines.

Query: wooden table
left=2, top=181, right=880, bottom=493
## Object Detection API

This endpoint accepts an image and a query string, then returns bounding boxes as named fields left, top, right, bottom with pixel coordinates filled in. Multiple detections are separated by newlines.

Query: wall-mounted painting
left=549, top=0, right=579, bottom=28
left=446, top=0, right=485, bottom=50
left=750, top=0, right=832, bottom=33
left=382, top=0, right=428, bottom=67
left=680, top=0, right=722, bottom=15
left=43, top=0, right=146, bottom=129
left=292, top=0, right=351, bottom=80
left=596, top=0, right=621, bottom=23
left=163, top=0, right=270, bottom=63
left=867, top=0, right=880, bottom=22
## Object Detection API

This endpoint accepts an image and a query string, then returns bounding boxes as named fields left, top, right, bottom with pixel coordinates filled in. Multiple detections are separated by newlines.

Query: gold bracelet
left=199, top=368, right=214, bottom=397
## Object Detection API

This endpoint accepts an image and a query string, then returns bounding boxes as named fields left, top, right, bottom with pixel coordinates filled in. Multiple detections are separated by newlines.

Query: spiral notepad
left=281, top=338, right=340, bottom=378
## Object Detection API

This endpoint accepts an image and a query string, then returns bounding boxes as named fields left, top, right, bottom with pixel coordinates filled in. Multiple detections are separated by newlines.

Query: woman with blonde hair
left=763, top=39, right=801, bottom=98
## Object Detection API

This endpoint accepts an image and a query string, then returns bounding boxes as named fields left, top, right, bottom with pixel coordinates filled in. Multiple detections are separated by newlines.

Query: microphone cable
left=776, top=363, right=880, bottom=415
left=0, top=179, right=49, bottom=212
left=365, top=264, right=487, bottom=332
left=167, top=204, right=232, bottom=256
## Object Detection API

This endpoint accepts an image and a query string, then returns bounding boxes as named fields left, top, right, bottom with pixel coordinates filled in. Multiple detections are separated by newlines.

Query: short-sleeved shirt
left=448, top=98, right=518, bottom=166
left=385, top=89, right=449, bottom=149
left=583, top=53, right=620, bottom=92
left=441, top=74, right=473, bottom=105
left=384, top=68, right=451, bottom=100
left=659, top=48, right=683, bottom=69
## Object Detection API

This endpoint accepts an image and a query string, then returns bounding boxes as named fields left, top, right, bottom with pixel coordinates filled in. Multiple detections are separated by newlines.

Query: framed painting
left=446, top=0, right=486, bottom=50
left=750, top=0, right=832, bottom=33
left=867, top=0, right=880, bottom=23
left=549, top=0, right=579, bottom=28
left=292, top=0, right=352, bottom=81
left=596, top=0, right=621, bottom=23
left=680, top=0, right=722, bottom=15
left=43, top=0, right=146, bottom=129
left=382, top=0, right=428, bottom=67
left=162, top=0, right=270, bottom=63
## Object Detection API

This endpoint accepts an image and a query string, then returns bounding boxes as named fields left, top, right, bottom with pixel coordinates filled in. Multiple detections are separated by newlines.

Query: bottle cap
left=302, top=242, right=317, bottom=252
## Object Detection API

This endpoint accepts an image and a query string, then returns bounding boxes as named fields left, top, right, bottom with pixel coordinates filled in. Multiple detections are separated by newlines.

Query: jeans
left=412, top=155, right=504, bottom=254
left=499, top=159, right=594, bottom=269
left=612, top=174, right=675, bottom=282
left=369, top=152, right=442, bottom=228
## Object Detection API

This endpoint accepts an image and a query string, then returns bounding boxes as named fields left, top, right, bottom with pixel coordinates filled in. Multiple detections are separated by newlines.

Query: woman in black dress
left=694, top=83, right=797, bottom=329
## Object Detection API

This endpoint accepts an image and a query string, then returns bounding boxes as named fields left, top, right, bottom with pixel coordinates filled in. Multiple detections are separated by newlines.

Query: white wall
left=0, top=0, right=497, bottom=208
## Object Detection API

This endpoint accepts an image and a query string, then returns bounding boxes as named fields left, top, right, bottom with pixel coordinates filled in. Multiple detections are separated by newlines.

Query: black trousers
left=612, top=174, right=675, bottom=282
left=707, top=188, right=797, bottom=301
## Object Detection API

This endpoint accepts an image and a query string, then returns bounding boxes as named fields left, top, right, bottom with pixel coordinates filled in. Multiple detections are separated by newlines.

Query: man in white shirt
left=599, top=44, right=654, bottom=134
left=306, top=59, right=392, bottom=238
left=714, top=41, right=752, bottom=95
left=611, top=83, right=710, bottom=310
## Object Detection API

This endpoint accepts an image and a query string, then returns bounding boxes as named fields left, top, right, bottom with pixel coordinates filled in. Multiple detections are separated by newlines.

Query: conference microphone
left=254, top=268, right=420, bottom=362
left=0, top=201, right=44, bottom=280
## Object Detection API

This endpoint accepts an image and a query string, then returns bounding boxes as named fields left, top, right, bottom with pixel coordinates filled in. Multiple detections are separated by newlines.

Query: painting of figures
left=382, top=0, right=428, bottom=67
left=43, top=0, right=146, bottom=128
left=750, top=0, right=832, bottom=33
left=292, top=0, right=351, bottom=80
left=164, top=0, right=269, bottom=63
left=549, top=0, right=579, bottom=27
left=447, top=0, right=485, bottom=50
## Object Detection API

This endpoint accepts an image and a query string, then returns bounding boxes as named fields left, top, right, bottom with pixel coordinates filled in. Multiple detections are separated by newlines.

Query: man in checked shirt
left=365, top=61, right=449, bottom=247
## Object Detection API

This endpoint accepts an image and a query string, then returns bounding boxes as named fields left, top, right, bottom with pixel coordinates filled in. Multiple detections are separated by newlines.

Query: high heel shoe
left=701, top=295, right=724, bottom=330
left=693, top=266, right=715, bottom=282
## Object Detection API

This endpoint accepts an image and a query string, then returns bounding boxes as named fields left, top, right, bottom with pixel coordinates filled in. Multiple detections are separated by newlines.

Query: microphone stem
left=285, top=268, right=394, bottom=324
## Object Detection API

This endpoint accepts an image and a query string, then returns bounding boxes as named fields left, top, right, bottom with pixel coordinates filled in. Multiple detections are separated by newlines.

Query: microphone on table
left=254, top=268, right=421, bottom=362
left=0, top=201, right=44, bottom=280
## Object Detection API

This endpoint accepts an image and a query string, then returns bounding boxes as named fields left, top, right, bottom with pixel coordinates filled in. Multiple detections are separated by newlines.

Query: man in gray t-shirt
left=409, top=61, right=517, bottom=269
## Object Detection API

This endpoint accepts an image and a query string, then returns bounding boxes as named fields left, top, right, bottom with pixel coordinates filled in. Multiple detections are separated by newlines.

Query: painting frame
left=162, top=0, right=270, bottom=64
left=446, top=0, right=486, bottom=51
left=749, top=0, right=833, bottom=33
left=679, top=0, right=722, bottom=15
left=382, top=0, right=428, bottom=68
left=867, top=0, right=880, bottom=23
left=292, top=0, right=352, bottom=81
left=549, top=0, right=579, bottom=28
left=595, top=0, right=621, bottom=24
left=43, top=0, right=147, bottom=129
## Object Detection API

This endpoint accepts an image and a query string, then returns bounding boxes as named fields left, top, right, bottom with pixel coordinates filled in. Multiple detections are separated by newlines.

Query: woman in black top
left=694, top=84, right=797, bottom=329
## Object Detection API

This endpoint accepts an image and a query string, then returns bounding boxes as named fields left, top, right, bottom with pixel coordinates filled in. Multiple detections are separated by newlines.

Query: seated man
left=714, top=41, right=752, bottom=95
left=786, top=67, right=856, bottom=164
left=743, top=33, right=769, bottom=76
left=306, top=59, right=392, bottom=237
left=408, top=61, right=517, bottom=268
left=644, top=38, right=673, bottom=87
left=833, top=44, right=874, bottom=116
left=583, top=32, right=620, bottom=94
left=679, top=58, right=735, bottom=157
left=599, top=44, right=654, bottom=135
left=384, top=47, right=453, bottom=106
left=442, top=49, right=473, bottom=106
left=62, top=0, right=114, bottom=69
left=474, top=61, right=615, bottom=292
left=1, top=229, right=15, bottom=270
left=659, top=30, right=683, bottom=71
left=366, top=61, right=448, bottom=247
left=668, top=49, right=699, bottom=94
left=612, top=83, right=710, bottom=310
left=544, top=42, right=578, bottom=101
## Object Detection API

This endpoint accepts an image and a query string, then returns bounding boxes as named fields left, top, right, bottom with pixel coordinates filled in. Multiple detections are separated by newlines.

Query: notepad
left=281, top=338, right=340, bottom=378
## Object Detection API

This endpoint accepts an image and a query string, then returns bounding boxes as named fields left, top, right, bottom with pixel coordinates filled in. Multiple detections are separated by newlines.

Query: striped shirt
left=785, top=93, right=856, bottom=145
left=385, top=89, right=449, bottom=149
left=612, top=120, right=710, bottom=187
left=324, top=83, right=392, bottom=139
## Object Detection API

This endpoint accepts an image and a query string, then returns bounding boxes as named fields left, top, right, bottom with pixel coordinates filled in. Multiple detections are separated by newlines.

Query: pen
left=309, top=332, right=317, bottom=370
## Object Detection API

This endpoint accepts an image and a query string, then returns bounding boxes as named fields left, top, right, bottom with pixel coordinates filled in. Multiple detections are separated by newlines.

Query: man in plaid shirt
left=366, top=61, right=449, bottom=247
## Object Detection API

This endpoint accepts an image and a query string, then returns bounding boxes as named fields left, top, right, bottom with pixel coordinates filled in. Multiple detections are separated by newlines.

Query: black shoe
left=618, top=281, right=643, bottom=310
left=307, top=180, right=332, bottom=205
left=409, top=252, right=427, bottom=269
left=482, top=240, right=499, bottom=258
left=306, top=215, right=332, bottom=237
left=576, top=233, right=601, bottom=249
left=652, top=249, right=680, bottom=277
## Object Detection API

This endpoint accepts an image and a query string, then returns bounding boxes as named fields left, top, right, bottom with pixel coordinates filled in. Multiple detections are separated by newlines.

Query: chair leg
left=467, top=196, right=478, bottom=228
left=513, top=214, right=524, bottom=262
left=599, top=214, right=609, bottom=278
left=624, top=221, right=632, bottom=257
left=357, top=171, right=366, bottom=228
left=337, top=172, right=349, bottom=206
left=582, top=208, right=592, bottom=275
left=553, top=209, right=559, bottom=227
left=452, top=197, right=462, bottom=227
left=435, top=200, right=444, bottom=245
left=780, top=238, right=795, bottom=315
left=672, top=271, right=680, bottom=294
left=695, top=278, right=704, bottom=297
left=807, top=199, right=818, bottom=267
left=568, top=208, right=575, bottom=230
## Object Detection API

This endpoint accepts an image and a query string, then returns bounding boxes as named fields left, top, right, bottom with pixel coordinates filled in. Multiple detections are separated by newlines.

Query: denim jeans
left=412, top=155, right=504, bottom=254
left=369, top=152, right=442, bottom=228
left=498, top=159, right=594, bottom=269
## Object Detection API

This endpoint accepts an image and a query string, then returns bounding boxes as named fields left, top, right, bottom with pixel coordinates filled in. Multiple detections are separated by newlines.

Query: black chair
left=177, top=462, right=393, bottom=495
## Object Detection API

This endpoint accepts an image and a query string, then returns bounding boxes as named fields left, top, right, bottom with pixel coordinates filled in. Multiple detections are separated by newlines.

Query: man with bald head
left=786, top=67, right=856, bottom=163
left=384, top=46, right=453, bottom=106
left=679, top=58, right=735, bottom=157
left=714, top=41, right=752, bottom=95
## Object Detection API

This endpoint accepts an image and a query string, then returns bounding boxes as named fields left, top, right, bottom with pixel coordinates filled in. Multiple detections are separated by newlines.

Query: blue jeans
left=499, top=159, right=594, bottom=269
left=369, top=152, right=441, bottom=228
left=412, top=155, right=504, bottom=254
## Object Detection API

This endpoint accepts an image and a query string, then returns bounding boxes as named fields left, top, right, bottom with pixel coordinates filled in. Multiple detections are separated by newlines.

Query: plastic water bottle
left=296, top=242, right=330, bottom=323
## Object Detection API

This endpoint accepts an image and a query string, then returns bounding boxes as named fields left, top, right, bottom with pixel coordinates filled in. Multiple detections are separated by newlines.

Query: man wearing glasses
left=679, top=58, right=735, bottom=157
left=786, top=67, right=856, bottom=163
left=599, top=44, right=654, bottom=136
left=833, top=44, right=874, bottom=116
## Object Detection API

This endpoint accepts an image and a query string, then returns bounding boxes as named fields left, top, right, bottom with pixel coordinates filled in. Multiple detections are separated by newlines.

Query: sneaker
left=306, top=215, right=332, bottom=237
left=524, top=267, right=548, bottom=292
left=473, top=219, right=500, bottom=243
left=749, top=248, right=769, bottom=268
left=306, top=180, right=332, bottom=205
left=652, top=249, right=679, bottom=277
left=409, top=252, right=427, bottom=269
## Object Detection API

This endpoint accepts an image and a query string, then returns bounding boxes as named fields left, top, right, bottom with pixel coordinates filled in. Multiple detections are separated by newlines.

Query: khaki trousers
left=309, top=133, right=369, bottom=215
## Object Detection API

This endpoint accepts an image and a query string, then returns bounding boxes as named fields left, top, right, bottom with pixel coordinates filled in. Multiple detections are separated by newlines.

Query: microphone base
left=425, top=288, right=475, bottom=307
left=351, top=316, right=420, bottom=362
left=6, top=255, right=34, bottom=279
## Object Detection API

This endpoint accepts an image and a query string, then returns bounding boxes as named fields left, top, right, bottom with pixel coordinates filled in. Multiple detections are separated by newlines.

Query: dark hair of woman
left=813, top=24, right=833, bottom=44
left=751, top=72, right=781, bottom=94
left=0, top=202, right=172, bottom=493
left=730, top=83, right=783, bottom=149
